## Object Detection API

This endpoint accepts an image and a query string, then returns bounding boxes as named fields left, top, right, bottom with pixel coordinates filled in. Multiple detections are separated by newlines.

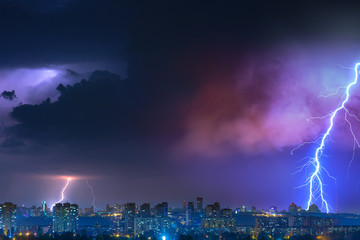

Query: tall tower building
left=124, top=203, right=136, bottom=234
left=53, top=203, right=62, bottom=233
left=213, top=202, right=220, bottom=217
left=53, top=203, right=79, bottom=233
left=140, top=203, right=150, bottom=218
left=154, top=202, right=168, bottom=218
left=0, top=202, right=16, bottom=237
left=186, top=202, right=194, bottom=226
left=68, top=203, right=79, bottom=232
left=196, top=197, right=203, bottom=211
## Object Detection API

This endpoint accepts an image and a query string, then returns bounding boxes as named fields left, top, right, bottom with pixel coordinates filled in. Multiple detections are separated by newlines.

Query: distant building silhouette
left=124, top=203, right=136, bottom=234
left=288, top=203, right=298, bottom=213
left=140, top=203, right=150, bottom=218
left=308, top=204, right=320, bottom=213
left=154, top=202, right=168, bottom=218
left=186, top=202, right=194, bottom=226
left=83, top=206, right=94, bottom=215
left=205, top=202, right=220, bottom=217
left=196, top=197, right=203, bottom=211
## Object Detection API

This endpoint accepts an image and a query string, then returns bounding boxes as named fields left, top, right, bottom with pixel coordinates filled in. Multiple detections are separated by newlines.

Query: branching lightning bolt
left=51, top=177, right=72, bottom=210
left=86, top=179, right=96, bottom=211
left=294, top=63, right=360, bottom=213
left=317, top=86, right=347, bottom=99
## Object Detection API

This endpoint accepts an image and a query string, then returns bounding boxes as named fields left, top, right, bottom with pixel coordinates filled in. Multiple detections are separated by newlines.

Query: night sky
left=1, top=0, right=360, bottom=212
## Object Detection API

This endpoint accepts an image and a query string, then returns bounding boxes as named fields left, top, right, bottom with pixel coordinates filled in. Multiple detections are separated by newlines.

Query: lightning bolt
left=86, top=179, right=96, bottom=211
left=50, top=177, right=72, bottom=210
left=293, top=63, right=360, bottom=213
left=317, top=86, right=347, bottom=99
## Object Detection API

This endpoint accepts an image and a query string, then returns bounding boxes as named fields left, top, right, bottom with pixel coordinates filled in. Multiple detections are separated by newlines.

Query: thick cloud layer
left=1, top=90, right=16, bottom=101
left=11, top=71, right=129, bottom=140
left=177, top=50, right=359, bottom=156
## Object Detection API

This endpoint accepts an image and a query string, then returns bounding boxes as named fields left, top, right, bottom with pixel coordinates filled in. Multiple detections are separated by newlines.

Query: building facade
left=0, top=202, right=17, bottom=237
left=53, top=203, right=79, bottom=233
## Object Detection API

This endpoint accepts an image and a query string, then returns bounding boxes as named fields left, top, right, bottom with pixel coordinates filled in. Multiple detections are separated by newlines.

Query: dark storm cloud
left=10, top=71, right=135, bottom=140
left=7, top=70, right=176, bottom=169
left=1, top=90, right=16, bottom=100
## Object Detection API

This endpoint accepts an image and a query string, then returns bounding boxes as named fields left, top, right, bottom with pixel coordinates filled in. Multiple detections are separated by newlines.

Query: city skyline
left=1, top=198, right=321, bottom=214
left=1, top=197, right=359, bottom=239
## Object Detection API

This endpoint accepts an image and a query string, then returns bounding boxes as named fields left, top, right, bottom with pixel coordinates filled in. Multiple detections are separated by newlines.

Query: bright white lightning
left=303, top=63, right=360, bottom=213
left=51, top=177, right=72, bottom=210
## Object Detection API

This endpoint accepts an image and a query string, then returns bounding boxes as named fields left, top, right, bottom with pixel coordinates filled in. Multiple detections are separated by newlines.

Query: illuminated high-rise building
left=186, top=202, right=194, bottom=226
left=0, top=202, right=16, bottom=237
left=154, top=202, right=168, bottom=218
left=124, top=203, right=136, bottom=233
left=125, top=203, right=136, bottom=216
left=140, top=203, right=150, bottom=218
left=205, top=202, right=220, bottom=218
left=53, top=203, right=79, bottom=233
left=53, top=203, right=62, bottom=232
left=288, top=203, right=298, bottom=213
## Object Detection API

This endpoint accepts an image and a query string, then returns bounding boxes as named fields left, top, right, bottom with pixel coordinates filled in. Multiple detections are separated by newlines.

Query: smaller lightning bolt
left=317, top=86, right=347, bottom=99
left=86, top=179, right=96, bottom=211
left=51, top=177, right=72, bottom=210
